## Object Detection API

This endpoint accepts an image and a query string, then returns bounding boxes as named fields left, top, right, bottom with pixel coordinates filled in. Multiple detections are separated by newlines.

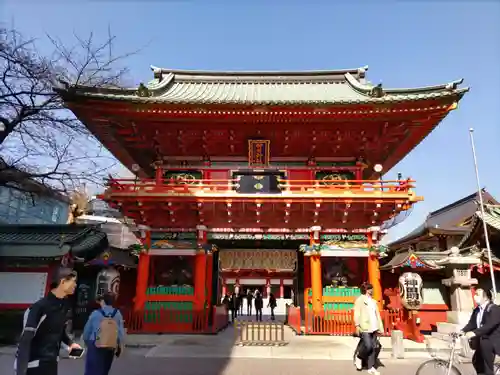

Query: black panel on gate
left=233, top=171, right=286, bottom=194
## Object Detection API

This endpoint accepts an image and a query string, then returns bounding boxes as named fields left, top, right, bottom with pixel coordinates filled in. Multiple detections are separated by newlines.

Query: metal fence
left=234, top=320, right=287, bottom=346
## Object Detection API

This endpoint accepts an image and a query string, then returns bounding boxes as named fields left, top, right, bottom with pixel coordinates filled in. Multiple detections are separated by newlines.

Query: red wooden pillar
left=205, top=250, right=214, bottom=308
left=309, top=226, right=322, bottom=313
left=134, top=230, right=151, bottom=311
left=155, top=163, right=163, bottom=185
left=194, top=225, right=208, bottom=310
left=279, top=279, right=284, bottom=298
left=355, top=161, right=366, bottom=180
left=367, top=230, right=383, bottom=311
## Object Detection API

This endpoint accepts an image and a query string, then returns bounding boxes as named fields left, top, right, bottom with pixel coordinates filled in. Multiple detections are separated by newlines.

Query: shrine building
left=57, top=66, right=467, bottom=334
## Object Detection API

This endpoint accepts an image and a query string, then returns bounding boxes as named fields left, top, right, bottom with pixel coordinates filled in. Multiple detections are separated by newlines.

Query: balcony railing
left=107, top=178, right=415, bottom=196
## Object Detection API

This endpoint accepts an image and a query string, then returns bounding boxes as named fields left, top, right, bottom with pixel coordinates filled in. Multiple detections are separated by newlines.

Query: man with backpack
left=82, top=293, right=125, bottom=375
left=15, top=267, right=82, bottom=375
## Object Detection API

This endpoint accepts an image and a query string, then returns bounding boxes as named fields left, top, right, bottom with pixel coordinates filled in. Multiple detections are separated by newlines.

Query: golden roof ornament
left=370, top=83, right=385, bottom=98
left=136, top=83, right=151, bottom=97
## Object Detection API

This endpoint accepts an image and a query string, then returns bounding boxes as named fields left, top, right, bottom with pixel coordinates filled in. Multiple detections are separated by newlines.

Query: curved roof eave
left=149, top=65, right=370, bottom=78
left=345, top=72, right=469, bottom=97
left=57, top=89, right=468, bottom=106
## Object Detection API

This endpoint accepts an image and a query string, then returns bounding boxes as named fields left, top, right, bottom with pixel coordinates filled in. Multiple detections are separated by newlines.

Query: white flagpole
left=469, top=128, right=497, bottom=297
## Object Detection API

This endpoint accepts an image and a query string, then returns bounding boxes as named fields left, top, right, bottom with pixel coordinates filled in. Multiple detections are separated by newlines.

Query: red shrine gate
left=57, top=66, right=468, bottom=336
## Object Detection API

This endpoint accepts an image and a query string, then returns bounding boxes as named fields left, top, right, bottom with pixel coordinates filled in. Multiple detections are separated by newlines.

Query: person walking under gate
left=229, top=292, right=239, bottom=322
left=222, top=294, right=230, bottom=317
left=254, top=292, right=263, bottom=322
left=353, top=282, right=383, bottom=375
left=246, top=290, right=254, bottom=316
left=461, top=288, right=500, bottom=375
left=15, top=268, right=82, bottom=375
left=238, top=291, right=245, bottom=316
left=83, top=293, right=124, bottom=375
left=268, top=293, right=277, bottom=321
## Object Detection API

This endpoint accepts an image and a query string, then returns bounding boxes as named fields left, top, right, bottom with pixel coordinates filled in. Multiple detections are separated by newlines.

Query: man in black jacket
left=15, top=267, right=82, bottom=375
left=461, top=288, right=500, bottom=375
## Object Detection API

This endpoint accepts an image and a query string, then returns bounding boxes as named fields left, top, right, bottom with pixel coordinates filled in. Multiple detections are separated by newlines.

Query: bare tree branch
left=0, top=27, right=135, bottom=199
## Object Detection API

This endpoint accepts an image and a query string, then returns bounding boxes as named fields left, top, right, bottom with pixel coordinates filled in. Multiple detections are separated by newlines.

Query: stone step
left=436, top=322, right=461, bottom=335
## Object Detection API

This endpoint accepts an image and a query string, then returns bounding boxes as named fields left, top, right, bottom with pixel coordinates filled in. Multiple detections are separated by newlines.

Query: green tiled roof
left=457, top=204, right=500, bottom=248
left=478, top=206, right=500, bottom=231
left=56, top=65, right=469, bottom=106
left=388, top=190, right=497, bottom=249
left=0, top=224, right=108, bottom=260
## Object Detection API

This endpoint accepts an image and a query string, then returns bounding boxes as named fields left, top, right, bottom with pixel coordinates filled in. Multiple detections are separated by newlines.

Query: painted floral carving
left=219, top=250, right=297, bottom=272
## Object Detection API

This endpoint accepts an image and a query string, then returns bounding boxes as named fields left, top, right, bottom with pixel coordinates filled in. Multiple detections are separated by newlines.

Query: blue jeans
left=84, top=341, right=115, bottom=375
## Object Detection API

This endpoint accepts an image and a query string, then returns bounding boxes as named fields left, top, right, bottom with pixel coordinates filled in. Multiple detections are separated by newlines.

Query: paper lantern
left=398, top=272, right=423, bottom=310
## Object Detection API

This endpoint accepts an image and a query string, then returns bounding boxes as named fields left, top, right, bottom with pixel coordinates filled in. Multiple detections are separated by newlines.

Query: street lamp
left=131, top=164, right=140, bottom=174
left=373, top=164, right=383, bottom=190
left=469, top=128, right=496, bottom=298
left=131, top=164, right=141, bottom=184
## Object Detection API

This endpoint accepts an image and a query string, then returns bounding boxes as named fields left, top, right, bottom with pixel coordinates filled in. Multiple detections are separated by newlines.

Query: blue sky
left=3, top=1, right=500, bottom=243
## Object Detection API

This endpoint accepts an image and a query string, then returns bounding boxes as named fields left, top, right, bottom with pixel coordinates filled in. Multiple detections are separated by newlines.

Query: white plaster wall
left=0, top=272, right=47, bottom=304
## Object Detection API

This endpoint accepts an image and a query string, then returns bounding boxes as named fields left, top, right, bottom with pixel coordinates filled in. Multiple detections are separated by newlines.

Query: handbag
left=469, top=337, right=479, bottom=351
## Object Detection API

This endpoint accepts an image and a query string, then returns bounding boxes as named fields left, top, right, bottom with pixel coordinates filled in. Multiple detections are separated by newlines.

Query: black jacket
left=15, top=292, right=74, bottom=375
left=463, top=302, right=500, bottom=352
left=254, top=296, right=264, bottom=310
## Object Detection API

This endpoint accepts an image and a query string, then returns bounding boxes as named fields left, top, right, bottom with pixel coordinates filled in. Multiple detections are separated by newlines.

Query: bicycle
left=416, top=332, right=500, bottom=375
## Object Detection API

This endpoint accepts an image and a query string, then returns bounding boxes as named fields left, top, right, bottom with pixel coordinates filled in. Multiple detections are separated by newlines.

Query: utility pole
left=469, top=128, right=496, bottom=297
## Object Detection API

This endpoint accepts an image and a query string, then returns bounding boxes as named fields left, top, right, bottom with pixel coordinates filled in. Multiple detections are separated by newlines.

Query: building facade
left=0, top=185, right=69, bottom=225
left=383, top=193, right=500, bottom=339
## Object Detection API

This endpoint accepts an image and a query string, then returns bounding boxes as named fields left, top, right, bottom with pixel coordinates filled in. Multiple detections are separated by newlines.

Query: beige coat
left=353, top=294, right=384, bottom=333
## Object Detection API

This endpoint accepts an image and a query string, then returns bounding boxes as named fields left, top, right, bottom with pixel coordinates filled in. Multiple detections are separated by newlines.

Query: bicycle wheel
left=495, top=363, right=500, bottom=375
left=415, top=359, right=462, bottom=375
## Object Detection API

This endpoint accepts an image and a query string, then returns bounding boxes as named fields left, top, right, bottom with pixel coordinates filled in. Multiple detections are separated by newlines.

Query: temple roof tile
left=55, top=66, right=468, bottom=106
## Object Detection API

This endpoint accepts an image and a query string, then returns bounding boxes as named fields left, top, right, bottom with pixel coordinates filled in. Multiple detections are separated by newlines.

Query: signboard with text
left=248, top=139, right=270, bottom=166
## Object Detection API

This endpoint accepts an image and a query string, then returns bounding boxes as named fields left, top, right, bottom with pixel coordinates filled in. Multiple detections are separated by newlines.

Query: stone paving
left=0, top=352, right=476, bottom=375
left=0, top=326, right=468, bottom=375
left=141, top=325, right=450, bottom=360
left=0, top=326, right=453, bottom=361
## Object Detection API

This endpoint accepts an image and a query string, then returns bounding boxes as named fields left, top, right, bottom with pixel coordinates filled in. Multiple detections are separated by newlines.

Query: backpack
left=95, top=309, right=119, bottom=349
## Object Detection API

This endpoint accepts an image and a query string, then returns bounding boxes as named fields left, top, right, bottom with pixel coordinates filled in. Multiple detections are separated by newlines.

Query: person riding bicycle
left=461, top=288, right=500, bottom=375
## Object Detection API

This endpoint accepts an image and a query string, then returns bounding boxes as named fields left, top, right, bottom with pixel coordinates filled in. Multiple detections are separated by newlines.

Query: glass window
left=422, top=281, right=447, bottom=305
left=51, top=206, right=60, bottom=222
left=0, top=187, right=10, bottom=204
left=7, top=204, right=18, bottom=220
